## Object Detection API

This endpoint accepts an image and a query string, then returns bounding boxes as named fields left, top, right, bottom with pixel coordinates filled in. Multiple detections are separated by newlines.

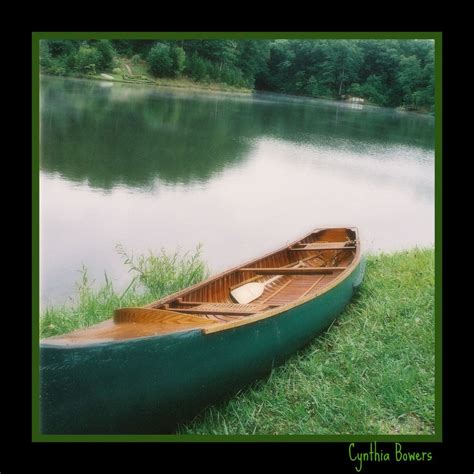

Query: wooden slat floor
left=168, top=251, right=353, bottom=321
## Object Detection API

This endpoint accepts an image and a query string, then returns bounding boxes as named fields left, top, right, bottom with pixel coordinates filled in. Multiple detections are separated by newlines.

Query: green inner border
left=31, top=31, right=442, bottom=443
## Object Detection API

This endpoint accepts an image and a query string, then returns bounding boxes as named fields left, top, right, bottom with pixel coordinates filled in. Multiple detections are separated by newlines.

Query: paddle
left=231, top=261, right=304, bottom=304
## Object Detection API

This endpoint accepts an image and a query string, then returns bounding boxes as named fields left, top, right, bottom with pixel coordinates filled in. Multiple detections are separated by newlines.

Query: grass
left=84, top=57, right=252, bottom=94
left=40, top=244, right=209, bottom=338
left=40, top=246, right=434, bottom=435
left=43, top=56, right=253, bottom=95
left=178, top=247, right=435, bottom=435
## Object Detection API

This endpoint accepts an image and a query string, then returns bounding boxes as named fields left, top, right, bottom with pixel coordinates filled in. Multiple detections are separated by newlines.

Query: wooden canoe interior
left=43, top=228, right=359, bottom=345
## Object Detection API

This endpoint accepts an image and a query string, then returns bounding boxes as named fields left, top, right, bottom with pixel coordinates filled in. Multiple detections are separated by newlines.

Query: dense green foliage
left=147, top=43, right=174, bottom=77
left=40, top=39, right=434, bottom=110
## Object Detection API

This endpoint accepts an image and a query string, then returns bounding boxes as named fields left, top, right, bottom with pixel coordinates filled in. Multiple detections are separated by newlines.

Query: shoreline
left=41, top=73, right=253, bottom=96
left=41, top=73, right=433, bottom=115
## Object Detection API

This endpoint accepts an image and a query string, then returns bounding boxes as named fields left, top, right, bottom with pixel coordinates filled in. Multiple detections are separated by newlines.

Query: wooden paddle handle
left=229, top=260, right=305, bottom=291
left=263, top=261, right=305, bottom=285
left=265, top=274, right=282, bottom=285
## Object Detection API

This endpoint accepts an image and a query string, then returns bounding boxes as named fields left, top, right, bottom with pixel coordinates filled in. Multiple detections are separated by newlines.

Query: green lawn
left=179, top=248, right=435, bottom=435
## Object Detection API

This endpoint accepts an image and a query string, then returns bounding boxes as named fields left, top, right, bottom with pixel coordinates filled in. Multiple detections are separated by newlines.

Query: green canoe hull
left=40, top=258, right=365, bottom=434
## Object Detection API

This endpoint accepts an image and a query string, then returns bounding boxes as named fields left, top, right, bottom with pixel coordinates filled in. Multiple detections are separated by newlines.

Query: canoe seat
left=193, top=302, right=270, bottom=313
left=172, top=302, right=274, bottom=316
left=290, top=240, right=356, bottom=251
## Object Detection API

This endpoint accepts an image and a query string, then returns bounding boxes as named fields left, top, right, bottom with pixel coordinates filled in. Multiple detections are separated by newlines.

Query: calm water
left=40, top=76, right=435, bottom=307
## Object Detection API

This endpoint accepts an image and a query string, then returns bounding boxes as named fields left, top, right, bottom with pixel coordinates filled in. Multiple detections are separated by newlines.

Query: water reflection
left=41, top=77, right=434, bottom=189
left=40, top=77, right=435, bottom=306
left=41, top=79, right=253, bottom=188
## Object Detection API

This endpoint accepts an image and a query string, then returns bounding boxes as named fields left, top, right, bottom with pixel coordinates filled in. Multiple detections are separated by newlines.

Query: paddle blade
left=230, top=282, right=264, bottom=304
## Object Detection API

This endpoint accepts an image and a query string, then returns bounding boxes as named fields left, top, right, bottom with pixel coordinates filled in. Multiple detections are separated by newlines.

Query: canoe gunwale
left=145, top=227, right=359, bottom=307
left=40, top=227, right=361, bottom=345
left=149, top=226, right=360, bottom=335
left=202, top=242, right=361, bottom=334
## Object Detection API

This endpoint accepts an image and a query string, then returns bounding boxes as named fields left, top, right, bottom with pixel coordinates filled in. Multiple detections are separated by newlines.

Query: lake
left=40, top=76, right=435, bottom=307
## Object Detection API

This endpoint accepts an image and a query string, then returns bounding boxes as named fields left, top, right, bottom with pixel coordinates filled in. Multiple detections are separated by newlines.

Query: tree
left=359, top=75, right=387, bottom=105
left=320, top=40, right=362, bottom=97
left=39, top=39, right=435, bottom=110
left=74, top=45, right=101, bottom=74
left=94, top=40, right=115, bottom=71
left=46, top=40, right=78, bottom=57
left=236, top=40, right=270, bottom=87
left=111, top=40, right=154, bottom=57
left=40, top=41, right=51, bottom=70
left=111, top=40, right=133, bottom=56
left=184, top=40, right=238, bottom=68
left=256, top=40, right=295, bottom=91
left=398, top=55, right=423, bottom=106
left=420, top=57, right=435, bottom=108
left=147, top=43, right=174, bottom=77
left=170, top=46, right=186, bottom=77
left=302, top=75, right=328, bottom=98
left=185, top=53, right=206, bottom=81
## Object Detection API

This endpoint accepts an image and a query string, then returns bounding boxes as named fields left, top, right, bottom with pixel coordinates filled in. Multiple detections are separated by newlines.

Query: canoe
left=40, top=227, right=365, bottom=434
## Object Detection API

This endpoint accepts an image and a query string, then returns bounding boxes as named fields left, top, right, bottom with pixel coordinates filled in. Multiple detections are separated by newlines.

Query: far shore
left=41, top=73, right=433, bottom=115
left=41, top=72, right=253, bottom=96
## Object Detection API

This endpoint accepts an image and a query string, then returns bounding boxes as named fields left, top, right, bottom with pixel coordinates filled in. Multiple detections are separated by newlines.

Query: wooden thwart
left=230, top=260, right=306, bottom=304
left=239, top=266, right=347, bottom=275
left=174, top=299, right=276, bottom=308
left=172, top=308, right=258, bottom=316
left=170, top=302, right=273, bottom=316
left=290, top=241, right=355, bottom=251
left=228, top=274, right=261, bottom=290
left=290, top=246, right=355, bottom=251
left=229, top=254, right=320, bottom=291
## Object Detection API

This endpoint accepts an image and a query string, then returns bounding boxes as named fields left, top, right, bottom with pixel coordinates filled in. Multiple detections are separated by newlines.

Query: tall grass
left=178, top=247, right=435, bottom=435
left=40, top=244, right=209, bottom=338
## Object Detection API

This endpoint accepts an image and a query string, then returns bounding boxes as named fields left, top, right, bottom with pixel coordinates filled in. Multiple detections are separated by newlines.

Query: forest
left=40, top=39, right=435, bottom=111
